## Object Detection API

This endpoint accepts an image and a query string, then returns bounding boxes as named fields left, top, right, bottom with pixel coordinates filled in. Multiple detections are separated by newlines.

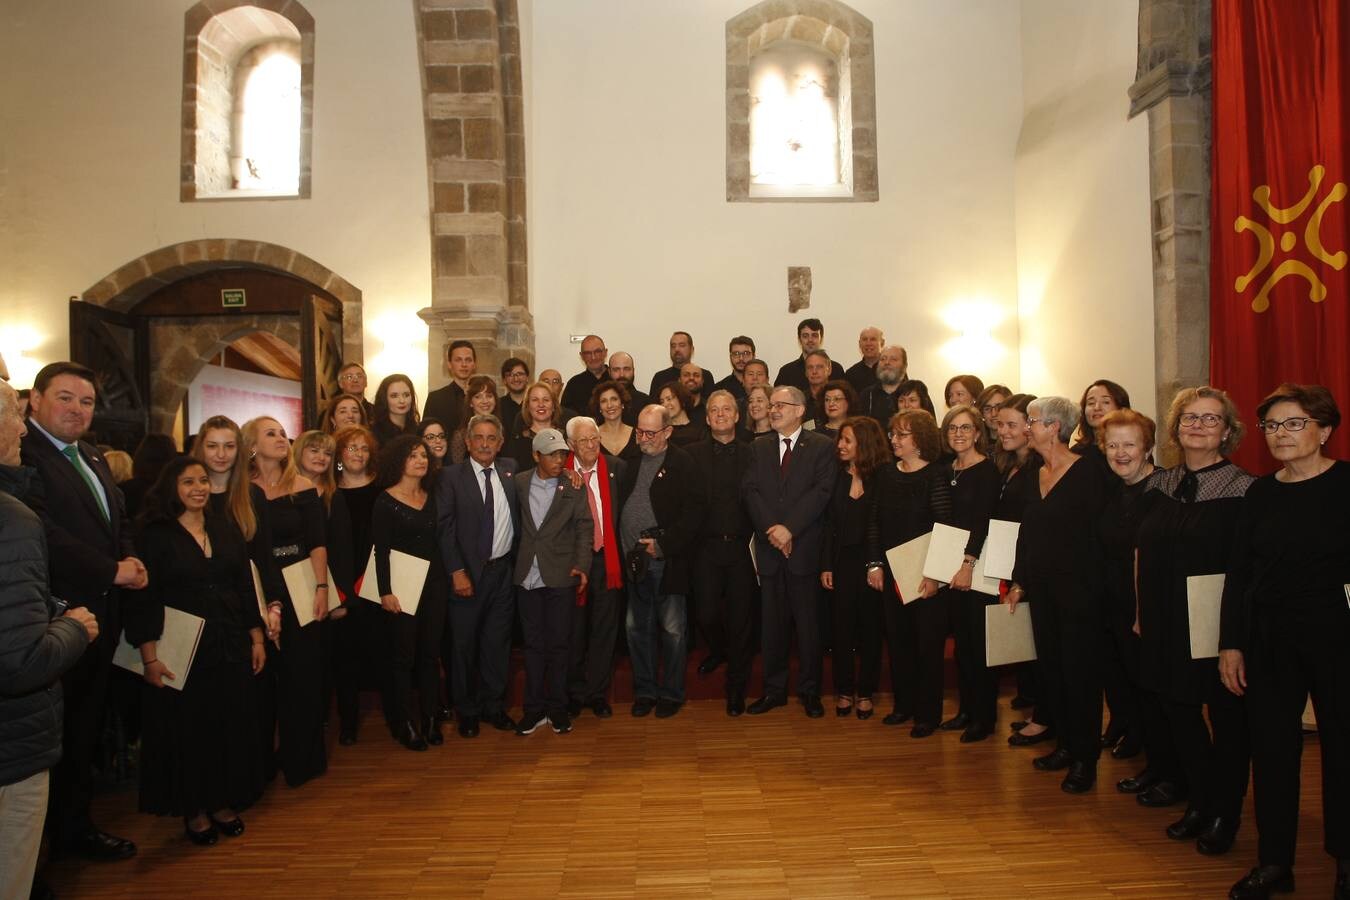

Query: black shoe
left=60, top=829, right=138, bottom=861
left=1033, top=747, right=1073, bottom=771
left=727, top=693, right=745, bottom=717
left=434, top=705, right=453, bottom=725
left=549, top=714, right=573, bottom=734
left=802, top=695, right=825, bottom=718
left=910, top=722, right=937, bottom=738
left=183, top=818, right=218, bottom=846
left=1197, top=816, right=1241, bottom=855
left=1010, top=694, right=1035, bottom=710
left=698, top=654, right=726, bottom=675
left=567, top=698, right=583, bottom=718
left=517, top=713, right=547, bottom=735
left=655, top=698, right=682, bottom=718
left=396, top=721, right=427, bottom=751
left=1335, top=862, right=1350, bottom=900
left=210, top=815, right=245, bottom=838
left=1138, top=780, right=1188, bottom=808
left=882, top=711, right=912, bottom=726
left=485, top=710, right=516, bottom=732
left=1009, top=727, right=1056, bottom=747
left=747, top=696, right=786, bottom=715
left=960, top=724, right=992, bottom=743
left=835, top=698, right=854, bottom=717
left=1061, top=761, right=1096, bottom=793
left=631, top=696, right=657, bottom=717
left=338, top=725, right=357, bottom=746
left=457, top=715, right=480, bottom=738
left=589, top=699, right=613, bottom=718
left=1111, top=732, right=1143, bottom=760
left=421, top=717, right=444, bottom=746
left=1010, top=719, right=1028, bottom=731
left=1166, top=807, right=1208, bottom=840
left=1228, top=865, right=1294, bottom=899
left=940, top=712, right=970, bottom=731
left=856, top=698, right=875, bottom=720
left=1116, top=768, right=1162, bottom=794
left=1100, top=720, right=1126, bottom=748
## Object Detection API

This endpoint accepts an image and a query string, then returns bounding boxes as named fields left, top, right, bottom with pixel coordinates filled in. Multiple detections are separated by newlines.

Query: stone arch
left=726, top=0, right=877, bottom=202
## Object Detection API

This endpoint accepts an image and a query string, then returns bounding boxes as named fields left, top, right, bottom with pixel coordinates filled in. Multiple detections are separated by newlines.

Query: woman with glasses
left=975, top=385, right=1010, bottom=445
left=1220, top=384, right=1349, bottom=899
left=1134, top=386, right=1254, bottom=853
left=818, top=379, right=859, bottom=440
left=370, top=374, right=421, bottom=446
left=419, top=418, right=450, bottom=464
left=1003, top=396, right=1110, bottom=794
left=446, top=376, right=499, bottom=464
left=592, top=380, right=637, bottom=459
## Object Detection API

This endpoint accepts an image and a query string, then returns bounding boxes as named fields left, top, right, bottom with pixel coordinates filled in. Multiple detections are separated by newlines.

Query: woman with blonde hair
left=505, top=381, right=561, bottom=466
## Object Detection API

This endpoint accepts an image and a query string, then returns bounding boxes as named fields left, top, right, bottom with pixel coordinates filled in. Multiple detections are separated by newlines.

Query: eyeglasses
left=1259, top=416, right=1313, bottom=434
left=981, top=403, right=1002, bottom=415
left=730, top=349, right=754, bottom=358
left=339, top=373, right=364, bottom=383
left=1179, top=412, right=1224, bottom=428
left=572, top=435, right=600, bottom=444
left=345, top=445, right=370, bottom=454
left=888, top=430, right=913, bottom=440
left=423, top=433, right=447, bottom=444
left=769, top=401, right=803, bottom=411
left=947, top=423, right=976, bottom=434
left=823, top=395, right=846, bottom=405
left=635, top=427, right=669, bottom=440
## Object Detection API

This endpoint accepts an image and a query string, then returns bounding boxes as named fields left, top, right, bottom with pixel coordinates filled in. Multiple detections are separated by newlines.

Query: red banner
left=1211, top=0, right=1350, bottom=473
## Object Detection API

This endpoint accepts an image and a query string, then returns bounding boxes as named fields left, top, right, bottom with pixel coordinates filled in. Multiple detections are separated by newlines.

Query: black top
left=338, top=481, right=381, bottom=573
left=774, top=356, right=846, bottom=393
left=371, top=418, right=417, bottom=447
left=1011, top=455, right=1110, bottom=584
left=208, top=485, right=285, bottom=606
left=821, top=469, right=871, bottom=570
left=372, top=492, right=444, bottom=599
left=562, top=368, right=608, bottom=414
left=498, top=395, right=524, bottom=435
left=689, top=438, right=752, bottom=539
left=857, top=382, right=903, bottom=429
left=713, top=373, right=748, bottom=401
left=1221, top=460, right=1350, bottom=651
left=649, top=366, right=715, bottom=400
left=263, top=487, right=326, bottom=567
left=669, top=419, right=708, bottom=448
left=1097, top=475, right=1158, bottom=624
left=423, top=382, right=467, bottom=435
left=844, top=359, right=878, bottom=393
left=948, top=456, right=1001, bottom=558
left=994, top=456, right=1041, bottom=522
left=867, top=463, right=954, bottom=568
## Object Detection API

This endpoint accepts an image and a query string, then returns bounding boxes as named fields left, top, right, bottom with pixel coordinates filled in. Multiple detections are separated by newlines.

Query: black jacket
left=616, top=444, right=704, bottom=595
left=0, top=464, right=90, bottom=786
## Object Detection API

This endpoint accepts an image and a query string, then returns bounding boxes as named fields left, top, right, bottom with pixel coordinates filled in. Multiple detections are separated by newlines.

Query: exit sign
left=221, top=289, right=246, bottom=308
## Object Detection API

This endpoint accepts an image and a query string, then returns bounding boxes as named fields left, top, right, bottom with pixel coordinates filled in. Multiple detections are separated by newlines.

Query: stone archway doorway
left=74, top=239, right=361, bottom=448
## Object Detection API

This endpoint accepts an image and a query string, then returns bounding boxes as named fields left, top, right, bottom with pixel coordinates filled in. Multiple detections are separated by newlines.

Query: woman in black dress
left=866, top=409, right=953, bottom=736
left=818, top=380, right=859, bottom=441
left=1220, top=384, right=1350, bottom=899
left=127, top=457, right=266, bottom=845
left=896, top=379, right=937, bottom=418
left=370, top=374, right=421, bottom=447
left=446, top=376, right=499, bottom=465
left=658, top=381, right=707, bottom=448
left=1134, top=386, right=1254, bottom=853
left=938, top=404, right=1003, bottom=743
left=594, top=380, right=638, bottom=460
left=373, top=434, right=449, bottom=751
left=820, top=416, right=889, bottom=719
left=506, top=382, right=561, bottom=467
left=243, top=416, right=329, bottom=788
left=1004, top=396, right=1110, bottom=794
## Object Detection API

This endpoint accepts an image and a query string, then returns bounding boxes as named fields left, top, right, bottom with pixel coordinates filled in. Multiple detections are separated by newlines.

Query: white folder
left=249, top=561, right=268, bottom=621
left=921, top=522, right=1002, bottom=596
left=113, top=606, right=206, bottom=691
left=1187, top=573, right=1225, bottom=659
left=281, top=559, right=342, bottom=627
left=985, top=602, right=1036, bottom=666
left=885, top=532, right=931, bottom=604
left=982, top=519, right=1020, bottom=581
left=358, top=549, right=432, bottom=616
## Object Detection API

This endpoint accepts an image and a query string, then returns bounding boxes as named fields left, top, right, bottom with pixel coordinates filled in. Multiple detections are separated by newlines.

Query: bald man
left=562, top=334, right=610, bottom=413
left=607, top=351, right=650, bottom=426
left=846, top=326, right=885, bottom=393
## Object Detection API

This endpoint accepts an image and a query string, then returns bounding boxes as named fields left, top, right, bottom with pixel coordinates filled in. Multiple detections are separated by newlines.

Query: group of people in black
left=2, top=316, right=1347, bottom=900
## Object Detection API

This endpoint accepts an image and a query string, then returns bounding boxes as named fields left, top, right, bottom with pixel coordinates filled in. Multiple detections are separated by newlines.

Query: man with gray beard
left=858, top=345, right=910, bottom=427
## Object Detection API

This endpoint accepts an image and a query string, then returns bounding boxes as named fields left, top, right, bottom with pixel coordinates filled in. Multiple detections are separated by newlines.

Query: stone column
left=415, top=0, right=533, bottom=388
left=1127, top=0, right=1211, bottom=450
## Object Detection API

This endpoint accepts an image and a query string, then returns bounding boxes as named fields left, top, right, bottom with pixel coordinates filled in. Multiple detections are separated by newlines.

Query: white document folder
left=113, top=606, right=206, bottom=691
left=1187, top=573, right=1225, bottom=659
left=921, top=523, right=1002, bottom=596
left=985, top=603, right=1036, bottom=666
left=982, top=519, right=1020, bottom=581
left=282, top=559, right=342, bottom=627
left=886, top=532, right=931, bottom=604
left=358, top=549, right=432, bottom=616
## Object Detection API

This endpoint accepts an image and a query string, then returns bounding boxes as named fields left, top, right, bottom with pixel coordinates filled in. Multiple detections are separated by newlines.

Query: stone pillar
left=1128, top=0, right=1211, bottom=452
left=415, top=0, right=533, bottom=388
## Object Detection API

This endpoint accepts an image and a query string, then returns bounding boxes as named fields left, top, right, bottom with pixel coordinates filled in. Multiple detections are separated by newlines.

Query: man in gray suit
left=513, top=429, right=592, bottom=736
left=436, top=413, right=521, bottom=738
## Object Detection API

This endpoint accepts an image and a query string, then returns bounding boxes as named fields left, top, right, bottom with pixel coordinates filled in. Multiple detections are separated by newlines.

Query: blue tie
left=480, top=466, right=495, bottom=561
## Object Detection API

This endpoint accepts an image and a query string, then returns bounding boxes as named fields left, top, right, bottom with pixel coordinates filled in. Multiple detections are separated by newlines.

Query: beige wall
left=1014, top=0, right=1156, bottom=415
left=0, top=1, right=432, bottom=396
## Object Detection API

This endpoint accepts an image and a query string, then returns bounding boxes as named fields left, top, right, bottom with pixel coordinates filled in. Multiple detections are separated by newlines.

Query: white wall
left=522, top=0, right=1026, bottom=395
left=0, top=1, right=432, bottom=396
left=1014, top=0, right=1156, bottom=415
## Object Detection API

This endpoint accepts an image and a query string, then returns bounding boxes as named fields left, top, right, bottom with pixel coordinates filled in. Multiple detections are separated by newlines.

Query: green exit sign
left=221, top=289, right=246, bottom=308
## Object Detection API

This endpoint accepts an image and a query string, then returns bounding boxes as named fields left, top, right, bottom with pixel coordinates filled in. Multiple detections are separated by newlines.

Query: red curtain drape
left=1211, top=0, right=1350, bottom=473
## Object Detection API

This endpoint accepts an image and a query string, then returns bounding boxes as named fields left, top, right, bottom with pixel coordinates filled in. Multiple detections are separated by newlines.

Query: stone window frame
left=181, top=0, right=315, bottom=202
left=726, top=0, right=877, bottom=203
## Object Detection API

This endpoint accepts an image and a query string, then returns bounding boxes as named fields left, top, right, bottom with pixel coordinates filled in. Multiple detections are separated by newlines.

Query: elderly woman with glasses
left=1219, top=384, right=1350, bottom=900
left=1133, top=386, right=1254, bottom=855
left=1003, top=396, right=1111, bottom=794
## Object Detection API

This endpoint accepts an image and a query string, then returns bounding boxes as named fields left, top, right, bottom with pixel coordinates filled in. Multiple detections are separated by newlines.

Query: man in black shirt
left=686, top=391, right=756, bottom=716
left=561, top=334, right=609, bottom=414
left=498, top=357, right=530, bottom=433
left=648, top=331, right=714, bottom=399
left=858, top=345, right=910, bottom=427
left=423, top=340, right=478, bottom=434
left=680, top=363, right=707, bottom=421
left=337, top=361, right=375, bottom=419
left=713, top=335, right=756, bottom=403
left=774, top=318, right=846, bottom=391
left=607, top=351, right=650, bottom=425
left=845, top=326, right=884, bottom=393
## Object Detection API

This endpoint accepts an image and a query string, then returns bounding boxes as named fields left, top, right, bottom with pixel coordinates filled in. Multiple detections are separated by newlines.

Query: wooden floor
left=47, top=688, right=1333, bottom=899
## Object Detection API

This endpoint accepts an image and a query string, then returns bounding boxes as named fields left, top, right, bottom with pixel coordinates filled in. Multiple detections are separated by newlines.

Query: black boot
left=396, top=721, right=427, bottom=751
left=422, top=717, right=443, bottom=746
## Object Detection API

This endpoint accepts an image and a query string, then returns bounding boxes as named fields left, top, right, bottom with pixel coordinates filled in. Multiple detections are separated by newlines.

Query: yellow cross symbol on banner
left=1234, top=165, right=1347, bottom=313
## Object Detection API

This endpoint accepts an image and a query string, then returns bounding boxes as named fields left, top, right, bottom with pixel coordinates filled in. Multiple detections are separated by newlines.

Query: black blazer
left=435, top=456, right=522, bottom=587
left=616, top=444, right=704, bottom=595
left=423, top=382, right=467, bottom=434
left=567, top=455, right=629, bottom=556
left=20, top=425, right=134, bottom=617
left=743, top=429, right=835, bottom=577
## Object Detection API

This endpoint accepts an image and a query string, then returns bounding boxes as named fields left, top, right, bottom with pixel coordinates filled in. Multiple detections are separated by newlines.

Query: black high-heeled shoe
left=856, top=698, right=874, bottom=720
left=184, top=817, right=219, bottom=846
left=210, top=815, right=245, bottom=838
left=835, top=697, right=854, bottom=717
left=396, top=721, right=428, bottom=751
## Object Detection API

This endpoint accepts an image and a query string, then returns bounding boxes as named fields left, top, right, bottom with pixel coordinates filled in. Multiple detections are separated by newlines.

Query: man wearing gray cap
left=512, top=429, right=593, bottom=736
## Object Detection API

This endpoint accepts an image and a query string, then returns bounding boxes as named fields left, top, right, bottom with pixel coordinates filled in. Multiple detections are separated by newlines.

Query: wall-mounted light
left=938, top=298, right=1006, bottom=366
left=365, top=310, right=428, bottom=392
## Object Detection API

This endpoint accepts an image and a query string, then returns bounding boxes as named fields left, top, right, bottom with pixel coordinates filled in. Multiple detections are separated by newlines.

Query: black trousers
left=331, top=599, right=390, bottom=731
left=951, top=589, right=999, bottom=730
left=385, top=580, right=448, bottom=726
left=47, top=616, right=116, bottom=843
left=273, top=595, right=327, bottom=788
left=1160, top=679, right=1249, bottom=819
left=449, top=557, right=515, bottom=718
left=692, top=538, right=756, bottom=696
left=1026, top=574, right=1103, bottom=765
left=1247, top=606, right=1350, bottom=866
left=568, top=551, right=623, bottom=704
left=1102, top=608, right=1143, bottom=739
left=760, top=567, right=821, bottom=699
left=828, top=546, right=882, bottom=699
left=881, top=585, right=911, bottom=715
left=518, top=586, right=575, bottom=720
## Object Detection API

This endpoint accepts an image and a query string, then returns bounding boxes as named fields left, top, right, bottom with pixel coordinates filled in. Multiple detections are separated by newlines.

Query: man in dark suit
left=436, top=412, right=521, bottom=738
left=337, top=361, right=375, bottom=420
left=564, top=416, right=628, bottom=719
left=512, top=429, right=592, bottom=736
left=561, top=334, right=610, bottom=414
left=742, top=385, right=835, bottom=718
left=20, top=362, right=146, bottom=861
left=618, top=405, right=704, bottom=718
left=774, top=318, right=846, bottom=392
left=648, top=331, right=714, bottom=399
left=686, top=391, right=756, bottom=716
left=423, top=339, right=477, bottom=434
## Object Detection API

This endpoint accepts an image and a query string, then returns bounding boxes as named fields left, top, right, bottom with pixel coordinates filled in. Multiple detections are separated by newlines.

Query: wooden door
left=301, top=294, right=343, bottom=429
left=68, top=300, right=150, bottom=450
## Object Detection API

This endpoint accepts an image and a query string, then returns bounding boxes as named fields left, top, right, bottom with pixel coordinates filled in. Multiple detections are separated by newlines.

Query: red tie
left=584, top=469, right=603, bottom=552
left=780, top=437, right=793, bottom=480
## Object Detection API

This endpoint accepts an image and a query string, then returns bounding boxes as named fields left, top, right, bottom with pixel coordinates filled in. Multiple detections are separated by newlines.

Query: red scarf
left=568, top=452, right=624, bottom=591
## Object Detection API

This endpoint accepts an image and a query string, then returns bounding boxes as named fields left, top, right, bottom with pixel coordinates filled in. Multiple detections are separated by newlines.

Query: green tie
left=61, top=444, right=109, bottom=523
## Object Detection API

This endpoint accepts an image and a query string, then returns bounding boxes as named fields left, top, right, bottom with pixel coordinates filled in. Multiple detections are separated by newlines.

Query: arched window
left=181, top=1, right=314, bottom=201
